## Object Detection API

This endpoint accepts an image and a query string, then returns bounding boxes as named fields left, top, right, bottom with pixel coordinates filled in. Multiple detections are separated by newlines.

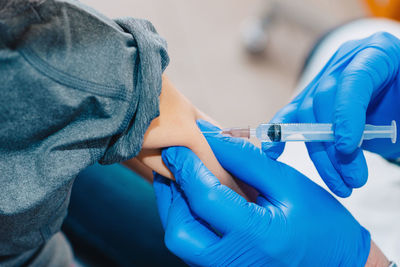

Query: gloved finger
left=153, top=172, right=172, bottom=229
left=197, top=120, right=290, bottom=200
left=296, top=81, right=353, bottom=197
left=305, top=143, right=352, bottom=197
left=162, top=146, right=257, bottom=234
left=312, top=78, right=368, bottom=192
left=327, top=146, right=368, bottom=189
left=334, top=47, right=393, bottom=154
left=261, top=102, right=299, bottom=159
left=164, top=181, right=220, bottom=265
left=313, top=84, right=368, bottom=191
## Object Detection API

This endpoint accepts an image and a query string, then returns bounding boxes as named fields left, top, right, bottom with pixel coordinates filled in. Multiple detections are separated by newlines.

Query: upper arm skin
left=124, top=76, right=257, bottom=200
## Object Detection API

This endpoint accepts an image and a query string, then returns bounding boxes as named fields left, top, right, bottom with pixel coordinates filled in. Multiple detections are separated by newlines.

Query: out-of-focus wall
left=80, top=0, right=364, bottom=127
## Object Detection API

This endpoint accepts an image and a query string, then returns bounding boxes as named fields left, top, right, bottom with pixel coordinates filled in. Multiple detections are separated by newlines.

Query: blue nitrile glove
left=263, top=32, right=400, bottom=197
left=152, top=120, right=371, bottom=266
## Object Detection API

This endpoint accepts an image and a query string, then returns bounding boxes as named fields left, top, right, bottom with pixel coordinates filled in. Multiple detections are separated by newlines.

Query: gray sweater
left=0, top=0, right=169, bottom=265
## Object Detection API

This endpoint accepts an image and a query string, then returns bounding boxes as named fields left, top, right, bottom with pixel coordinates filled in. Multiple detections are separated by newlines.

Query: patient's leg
left=124, top=76, right=257, bottom=200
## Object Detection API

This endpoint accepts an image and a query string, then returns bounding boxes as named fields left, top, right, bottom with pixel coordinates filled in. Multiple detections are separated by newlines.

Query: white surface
left=291, top=18, right=400, bottom=262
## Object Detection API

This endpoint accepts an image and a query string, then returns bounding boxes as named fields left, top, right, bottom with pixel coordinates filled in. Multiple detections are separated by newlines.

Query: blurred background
left=80, top=0, right=367, bottom=127
left=76, top=0, right=400, bottom=264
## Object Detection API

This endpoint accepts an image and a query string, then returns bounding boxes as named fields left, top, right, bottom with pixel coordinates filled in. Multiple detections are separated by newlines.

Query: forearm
left=365, top=240, right=389, bottom=267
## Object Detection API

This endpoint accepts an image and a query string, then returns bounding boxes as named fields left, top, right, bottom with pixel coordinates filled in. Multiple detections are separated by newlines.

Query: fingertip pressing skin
left=124, top=76, right=257, bottom=201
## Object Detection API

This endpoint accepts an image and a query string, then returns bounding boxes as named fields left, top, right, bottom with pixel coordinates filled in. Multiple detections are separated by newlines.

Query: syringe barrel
left=255, top=121, right=397, bottom=143
left=255, top=123, right=334, bottom=142
left=281, top=123, right=334, bottom=142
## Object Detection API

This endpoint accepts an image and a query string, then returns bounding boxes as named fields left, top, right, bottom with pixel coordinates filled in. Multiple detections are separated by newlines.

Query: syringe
left=202, top=121, right=397, bottom=143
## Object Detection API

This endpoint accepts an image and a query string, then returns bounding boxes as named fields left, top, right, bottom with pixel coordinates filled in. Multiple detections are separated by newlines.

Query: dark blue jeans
left=62, top=163, right=185, bottom=267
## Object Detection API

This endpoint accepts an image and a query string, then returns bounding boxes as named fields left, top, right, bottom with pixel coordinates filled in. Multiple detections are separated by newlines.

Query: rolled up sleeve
left=100, top=17, right=170, bottom=164
left=0, top=0, right=169, bottom=262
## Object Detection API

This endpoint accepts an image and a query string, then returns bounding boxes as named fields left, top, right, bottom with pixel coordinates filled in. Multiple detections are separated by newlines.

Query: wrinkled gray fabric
left=0, top=0, right=169, bottom=265
left=0, top=232, right=74, bottom=267
left=27, top=232, right=73, bottom=267
left=0, top=0, right=46, bottom=18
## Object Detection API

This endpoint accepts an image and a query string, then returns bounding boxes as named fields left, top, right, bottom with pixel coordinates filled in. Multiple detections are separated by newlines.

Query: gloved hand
left=263, top=31, right=400, bottom=197
left=153, top=120, right=371, bottom=266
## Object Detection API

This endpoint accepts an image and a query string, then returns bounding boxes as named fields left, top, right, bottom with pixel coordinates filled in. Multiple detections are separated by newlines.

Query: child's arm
left=124, top=76, right=257, bottom=200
